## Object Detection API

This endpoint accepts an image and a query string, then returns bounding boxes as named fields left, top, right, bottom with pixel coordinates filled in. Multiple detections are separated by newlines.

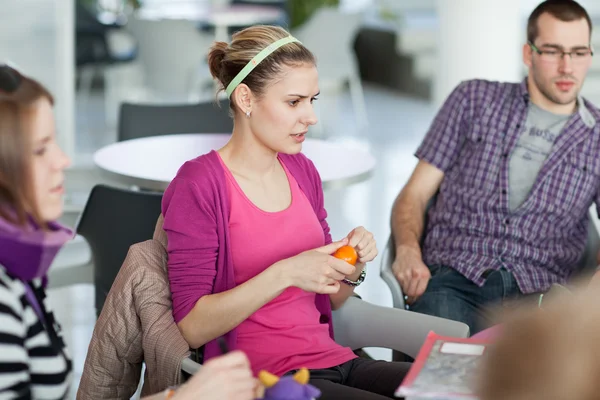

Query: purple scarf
left=0, top=216, right=73, bottom=286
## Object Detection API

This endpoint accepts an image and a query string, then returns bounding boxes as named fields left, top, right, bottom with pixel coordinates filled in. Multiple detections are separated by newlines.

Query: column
left=434, top=0, right=524, bottom=106
left=55, top=0, right=76, bottom=159
left=0, top=0, right=75, bottom=159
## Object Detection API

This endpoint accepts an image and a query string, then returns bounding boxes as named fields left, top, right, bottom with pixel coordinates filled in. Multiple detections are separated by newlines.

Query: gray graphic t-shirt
left=509, top=102, right=571, bottom=210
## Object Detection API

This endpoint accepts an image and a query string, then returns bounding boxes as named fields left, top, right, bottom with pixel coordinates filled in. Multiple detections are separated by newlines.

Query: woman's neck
left=219, top=127, right=279, bottom=180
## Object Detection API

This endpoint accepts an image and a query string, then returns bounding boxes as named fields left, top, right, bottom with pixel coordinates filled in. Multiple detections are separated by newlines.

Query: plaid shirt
left=416, top=79, right=600, bottom=294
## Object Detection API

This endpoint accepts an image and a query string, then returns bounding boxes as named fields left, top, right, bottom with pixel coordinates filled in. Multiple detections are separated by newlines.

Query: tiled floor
left=49, top=81, right=437, bottom=398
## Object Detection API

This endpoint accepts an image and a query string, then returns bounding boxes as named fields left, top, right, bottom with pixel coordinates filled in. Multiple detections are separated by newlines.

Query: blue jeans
left=409, top=265, right=536, bottom=335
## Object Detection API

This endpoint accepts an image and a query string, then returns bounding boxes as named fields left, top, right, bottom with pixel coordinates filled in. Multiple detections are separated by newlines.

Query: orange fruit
left=333, top=245, right=358, bottom=265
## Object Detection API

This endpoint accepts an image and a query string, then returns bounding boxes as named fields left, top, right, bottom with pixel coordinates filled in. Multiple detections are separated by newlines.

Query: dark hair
left=527, top=0, right=592, bottom=43
left=207, top=25, right=316, bottom=110
left=0, top=65, right=54, bottom=226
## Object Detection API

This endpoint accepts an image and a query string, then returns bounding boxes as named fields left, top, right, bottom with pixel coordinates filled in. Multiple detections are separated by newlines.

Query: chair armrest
left=382, top=194, right=438, bottom=309
left=380, top=235, right=406, bottom=309
left=181, top=356, right=201, bottom=375
left=332, top=296, right=470, bottom=359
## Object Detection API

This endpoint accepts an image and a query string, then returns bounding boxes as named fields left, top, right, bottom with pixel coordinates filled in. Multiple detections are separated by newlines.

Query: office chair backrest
left=76, top=184, right=163, bottom=315
left=117, top=99, right=232, bottom=142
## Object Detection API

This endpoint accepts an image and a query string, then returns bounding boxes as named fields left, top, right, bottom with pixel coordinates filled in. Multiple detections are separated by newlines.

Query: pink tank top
left=218, top=154, right=356, bottom=376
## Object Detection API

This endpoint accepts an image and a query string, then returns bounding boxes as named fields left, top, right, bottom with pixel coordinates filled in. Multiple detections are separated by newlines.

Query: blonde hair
left=207, top=25, right=316, bottom=108
left=477, top=287, right=600, bottom=400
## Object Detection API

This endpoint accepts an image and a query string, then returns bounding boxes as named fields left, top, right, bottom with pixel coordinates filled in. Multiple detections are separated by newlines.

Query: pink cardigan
left=161, top=150, right=334, bottom=361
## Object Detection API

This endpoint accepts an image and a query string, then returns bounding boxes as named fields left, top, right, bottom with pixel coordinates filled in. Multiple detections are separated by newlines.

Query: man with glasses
left=390, top=0, right=598, bottom=335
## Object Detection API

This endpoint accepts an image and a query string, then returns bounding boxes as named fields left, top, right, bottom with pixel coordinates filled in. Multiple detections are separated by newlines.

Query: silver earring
left=245, top=110, right=251, bottom=118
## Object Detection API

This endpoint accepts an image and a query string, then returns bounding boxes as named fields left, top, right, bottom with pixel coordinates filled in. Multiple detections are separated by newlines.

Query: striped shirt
left=0, top=267, right=72, bottom=399
left=417, top=78, right=600, bottom=294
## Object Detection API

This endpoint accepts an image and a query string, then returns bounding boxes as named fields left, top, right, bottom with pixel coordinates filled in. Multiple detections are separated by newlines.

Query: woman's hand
left=277, top=238, right=356, bottom=294
left=346, top=226, right=378, bottom=265
left=172, top=351, right=258, bottom=400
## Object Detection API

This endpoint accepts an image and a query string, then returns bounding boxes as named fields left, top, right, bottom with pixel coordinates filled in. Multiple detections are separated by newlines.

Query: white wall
left=434, top=0, right=523, bottom=106
left=0, top=0, right=75, bottom=158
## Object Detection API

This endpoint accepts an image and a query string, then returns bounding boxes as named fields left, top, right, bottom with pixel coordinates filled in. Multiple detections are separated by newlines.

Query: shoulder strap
left=22, top=282, right=45, bottom=323
left=26, top=282, right=67, bottom=351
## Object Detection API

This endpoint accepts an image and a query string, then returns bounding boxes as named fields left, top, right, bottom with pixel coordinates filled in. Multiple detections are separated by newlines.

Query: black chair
left=117, top=99, right=233, bottom=142
left=76, top=184, right=163, bottom=316
left=76, top=1, right=137, bottom=81
left=76, top=1, right=137, bottom=128
left=76, top=2, right=135, bottom=66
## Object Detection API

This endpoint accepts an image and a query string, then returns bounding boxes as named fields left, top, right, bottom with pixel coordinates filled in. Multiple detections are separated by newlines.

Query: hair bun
left=207, top=41, right=228, bottom=81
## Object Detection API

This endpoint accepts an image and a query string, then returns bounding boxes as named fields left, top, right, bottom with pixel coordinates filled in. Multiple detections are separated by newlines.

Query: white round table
left=93, top=134, right=376, bottom=191
left=136, top=2, right=284, bottom=42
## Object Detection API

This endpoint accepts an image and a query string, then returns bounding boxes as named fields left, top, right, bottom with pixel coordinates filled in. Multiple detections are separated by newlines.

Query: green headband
left=225, top=35, right=301, bottom=98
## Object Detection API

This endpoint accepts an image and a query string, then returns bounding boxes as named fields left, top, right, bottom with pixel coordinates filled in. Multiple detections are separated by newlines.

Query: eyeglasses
left=0, top=64, right=23, bottom=93
left=528, top=42, right=594, bottom=64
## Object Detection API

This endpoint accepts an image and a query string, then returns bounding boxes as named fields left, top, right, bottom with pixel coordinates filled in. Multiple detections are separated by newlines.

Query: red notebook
left=395, top=332, right=491, bottom=399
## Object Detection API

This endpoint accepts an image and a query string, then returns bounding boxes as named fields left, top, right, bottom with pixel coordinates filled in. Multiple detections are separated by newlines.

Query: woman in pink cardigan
left=0, top=64, right=257, bottom=400
left=161, top=25, right=411, bottom=399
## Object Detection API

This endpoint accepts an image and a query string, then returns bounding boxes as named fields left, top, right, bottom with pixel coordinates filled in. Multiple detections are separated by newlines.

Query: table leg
left=215, top=24, right=228, bottom=43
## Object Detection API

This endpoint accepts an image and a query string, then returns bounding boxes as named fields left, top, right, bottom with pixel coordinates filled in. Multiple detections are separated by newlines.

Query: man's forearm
left=391, top=160, right=444, bottom=257
left=391, top=190, right=427, bottom=254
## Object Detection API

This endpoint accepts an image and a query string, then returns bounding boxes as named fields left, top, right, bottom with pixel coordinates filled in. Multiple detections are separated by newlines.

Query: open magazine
left=396, top=332, right=491, bottom=399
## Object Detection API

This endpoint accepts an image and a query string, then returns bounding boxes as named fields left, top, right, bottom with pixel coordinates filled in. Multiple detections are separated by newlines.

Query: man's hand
left=392, top=245, right=431, bottom=304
